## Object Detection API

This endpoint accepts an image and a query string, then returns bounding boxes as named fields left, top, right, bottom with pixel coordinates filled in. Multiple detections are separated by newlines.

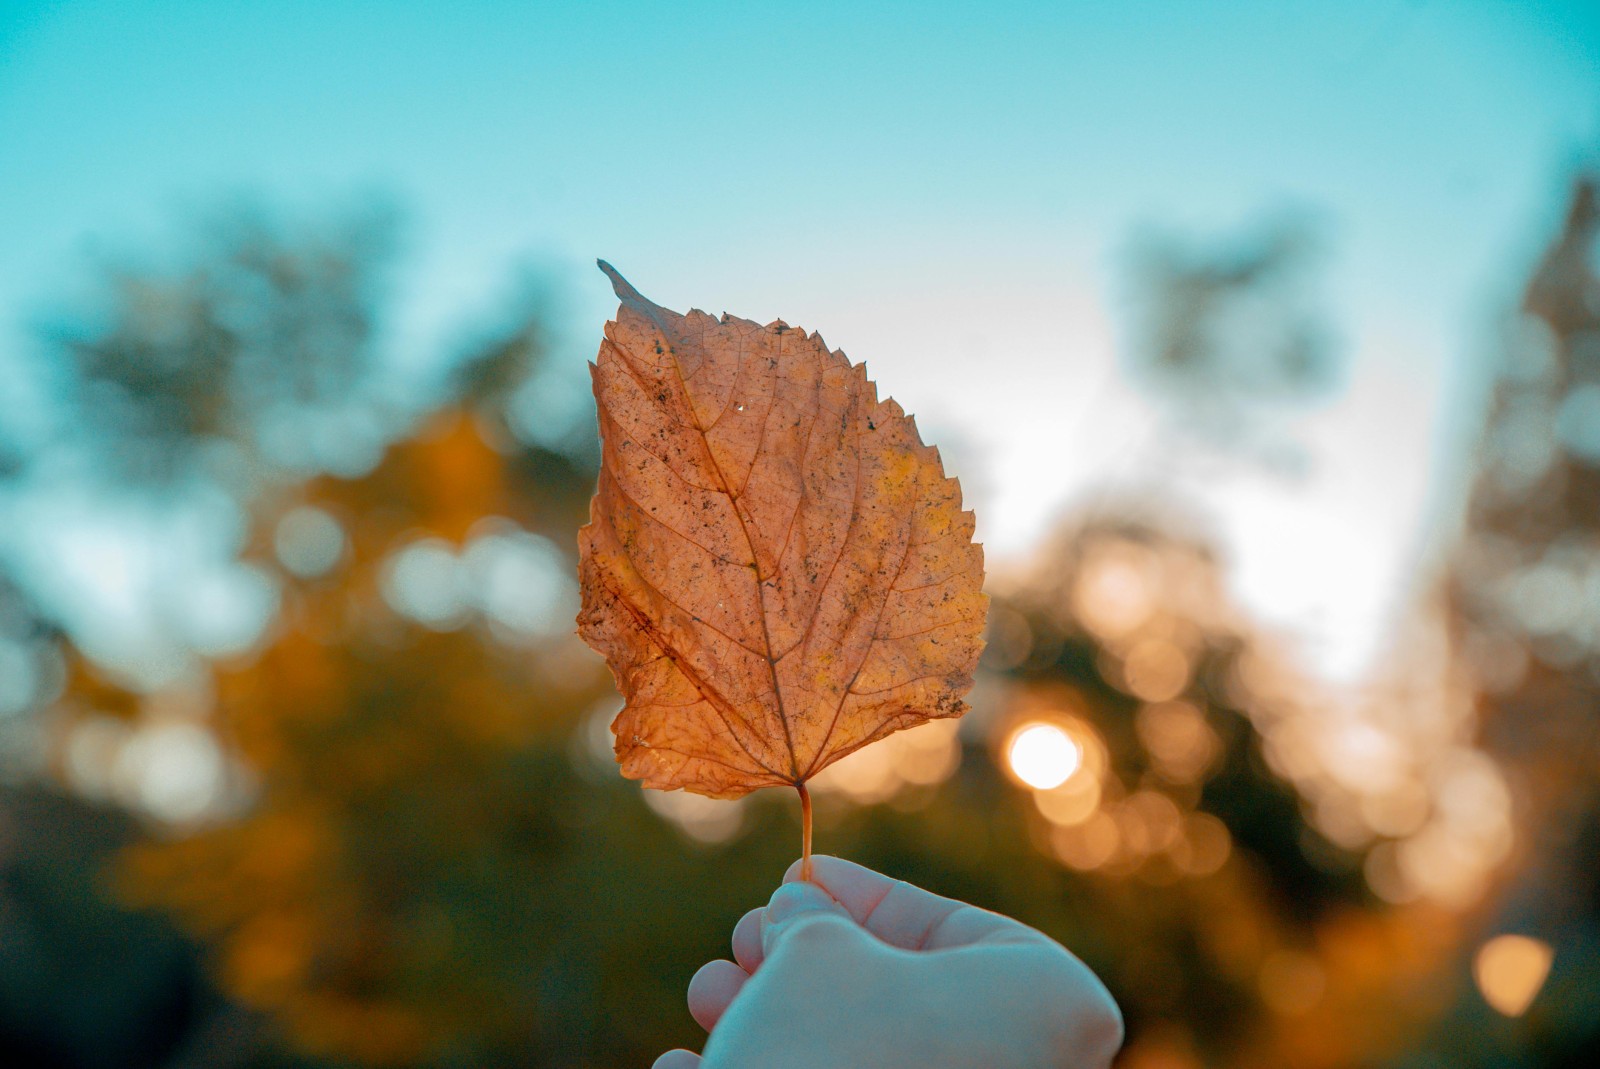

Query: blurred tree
left=2, top=207, right=809, bottom=1068
left=5, top=204, right=1369, bottom=1069
left=0, top=576, right=64, bottom=770
left=1400, top=174, right=1600, bottom=1067
left=0, top=785, right=255, bottom=1069
left=0, top=357, right=63, bottom=757
left=1123, top=215, right=1340, bottom=474
left=42, top=204, right=398, bottom=489
left=973, top=512, right=1463, bottom=1069
left=7, top=189, right=1584, bottom=1069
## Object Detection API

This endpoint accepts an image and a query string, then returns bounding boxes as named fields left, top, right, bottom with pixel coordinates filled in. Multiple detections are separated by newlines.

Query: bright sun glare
left=1007, top=723, right=1083, bottom=790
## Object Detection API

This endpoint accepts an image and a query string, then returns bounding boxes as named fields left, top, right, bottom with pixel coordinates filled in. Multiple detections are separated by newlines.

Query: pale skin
left=652, top=855, right=1124, bottom=1069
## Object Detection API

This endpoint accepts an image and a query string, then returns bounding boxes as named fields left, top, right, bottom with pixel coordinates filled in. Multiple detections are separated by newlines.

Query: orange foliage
left=114, top=406, right=610, bottom=1066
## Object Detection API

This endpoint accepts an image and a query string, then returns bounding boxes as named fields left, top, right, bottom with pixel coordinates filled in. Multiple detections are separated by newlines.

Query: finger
left=759, top=879, right=854, bottom=958
left=781, top=855, right=958, bottom=944
left=731, top=906, right=765, bottom=972
left=652, top=1050, right=701, bottom=1069
left=686, top=959, right=748, bottom=1032
left=783, top=854, right=1031, bottom=950
left=782, top=854, right=915, bottom=919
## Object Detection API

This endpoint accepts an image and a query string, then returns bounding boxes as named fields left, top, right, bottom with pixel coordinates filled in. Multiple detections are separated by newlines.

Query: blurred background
left=1, top=2, right=1598, bottom=1066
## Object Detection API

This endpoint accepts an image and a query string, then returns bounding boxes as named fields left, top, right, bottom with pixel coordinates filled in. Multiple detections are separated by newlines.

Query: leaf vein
left=601, top=578, right=781, bottom=777
left=605, top=467, right=750, bottom=571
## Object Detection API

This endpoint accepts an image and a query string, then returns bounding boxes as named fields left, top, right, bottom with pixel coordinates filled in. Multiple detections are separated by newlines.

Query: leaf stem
left=796, top=780, right=814, bottom=882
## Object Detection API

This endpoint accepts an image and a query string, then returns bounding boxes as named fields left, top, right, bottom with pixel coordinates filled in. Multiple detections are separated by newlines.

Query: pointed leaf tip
left=596, top=260, right=644, bottom=304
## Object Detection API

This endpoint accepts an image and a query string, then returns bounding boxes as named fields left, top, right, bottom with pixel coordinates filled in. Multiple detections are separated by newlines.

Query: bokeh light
left=381, top=537, right=468, bottom=629
left=274, top=506, right=347, bottom=579
left=1120, top=638, right=1191, bottom=703
left=811, top=718, right=963, bottom=804
left=1034, top=772, right=1102, bottom=827
left=114, top=720, right=229, bottom=824
left=1006, top=722, right=1082, bottom=790
left=1135, top=701, right=1219, bottom=783
left=1473, top=935, right=1554, bottom=1017
left=642, top=788, right=747, bottom=845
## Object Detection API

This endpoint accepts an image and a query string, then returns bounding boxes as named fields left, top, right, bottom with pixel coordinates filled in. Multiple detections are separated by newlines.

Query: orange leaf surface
left=576, top=263, right=987, bottom=800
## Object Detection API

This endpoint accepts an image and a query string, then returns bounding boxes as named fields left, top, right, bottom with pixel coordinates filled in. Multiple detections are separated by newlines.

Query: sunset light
left=1007, top=723, right=1083, bottom=790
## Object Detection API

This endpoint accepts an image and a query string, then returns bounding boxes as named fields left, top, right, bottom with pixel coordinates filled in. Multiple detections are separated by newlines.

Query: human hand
left=652, top=855, right=1123, bottom=1069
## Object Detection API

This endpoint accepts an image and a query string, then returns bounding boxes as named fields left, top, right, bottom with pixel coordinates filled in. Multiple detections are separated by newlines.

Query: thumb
left=759, top=879, right=855, bottom=959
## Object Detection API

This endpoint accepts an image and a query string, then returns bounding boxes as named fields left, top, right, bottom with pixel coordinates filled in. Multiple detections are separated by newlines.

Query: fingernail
left=765, top=881, right=839, bottom=925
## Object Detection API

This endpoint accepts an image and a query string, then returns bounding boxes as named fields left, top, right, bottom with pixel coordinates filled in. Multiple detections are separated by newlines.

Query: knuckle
left=775, top=913, right=857, bottom=954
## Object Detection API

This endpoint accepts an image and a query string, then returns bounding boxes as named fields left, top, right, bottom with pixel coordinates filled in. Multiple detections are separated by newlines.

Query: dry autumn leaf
left=576, top=262, right=986, bottom=871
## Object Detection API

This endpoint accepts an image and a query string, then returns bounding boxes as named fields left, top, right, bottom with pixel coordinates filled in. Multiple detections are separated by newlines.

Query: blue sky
left=1, top=0, right=1597, bottom=683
